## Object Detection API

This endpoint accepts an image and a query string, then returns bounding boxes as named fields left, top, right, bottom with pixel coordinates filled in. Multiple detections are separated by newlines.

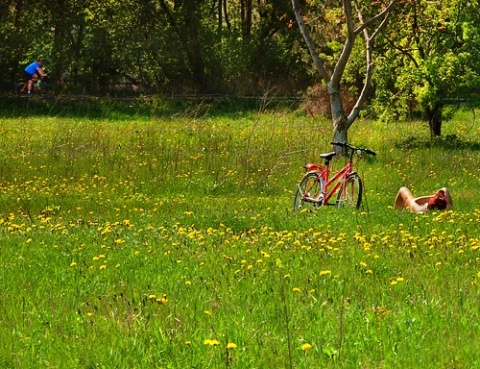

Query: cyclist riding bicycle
left=24, top=59, right=47, bottom=94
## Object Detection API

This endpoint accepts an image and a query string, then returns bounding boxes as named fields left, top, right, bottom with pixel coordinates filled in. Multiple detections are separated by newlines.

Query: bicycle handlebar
left=330, top=141, right=376, bottom=156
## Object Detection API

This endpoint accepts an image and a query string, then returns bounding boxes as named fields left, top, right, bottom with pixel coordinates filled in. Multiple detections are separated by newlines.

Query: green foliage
left=372, top=0, right=480, bottom=125
left=1, top=104, right=480, bottom=367
left=1, top=0, right=310, bottom=95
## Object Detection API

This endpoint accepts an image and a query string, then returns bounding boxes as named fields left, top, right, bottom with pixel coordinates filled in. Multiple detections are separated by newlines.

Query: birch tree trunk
left=328, top=83, right=349, bottom=145
left=291, top=0, right=398, bottom=154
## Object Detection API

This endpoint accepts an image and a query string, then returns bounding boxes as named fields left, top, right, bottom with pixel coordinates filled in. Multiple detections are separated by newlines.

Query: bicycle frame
left=322, top=161, right=354, bottom=205
left=18, top=80, right=39, bottom=93
left=16, top=75, right=51, bottom=95
left=304, top=158, right=353, bottom=205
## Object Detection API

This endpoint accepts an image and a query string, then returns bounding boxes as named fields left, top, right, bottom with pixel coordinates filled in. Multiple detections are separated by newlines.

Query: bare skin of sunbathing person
left=394, top=187, right=453, bottom=213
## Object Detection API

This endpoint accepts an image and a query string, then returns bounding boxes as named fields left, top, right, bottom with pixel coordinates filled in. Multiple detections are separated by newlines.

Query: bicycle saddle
left=320, top=152, right=336, bottom=161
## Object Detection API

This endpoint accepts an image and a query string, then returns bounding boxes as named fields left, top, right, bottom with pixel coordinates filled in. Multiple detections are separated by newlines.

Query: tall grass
left=1, top=99, right=480, bottom=368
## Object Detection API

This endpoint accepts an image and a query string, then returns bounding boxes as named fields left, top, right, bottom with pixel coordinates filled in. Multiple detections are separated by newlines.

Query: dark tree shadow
left=395, top=134, right=480, bottom=151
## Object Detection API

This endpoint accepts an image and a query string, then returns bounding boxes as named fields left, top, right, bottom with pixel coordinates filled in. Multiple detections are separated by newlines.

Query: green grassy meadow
left=1, top=99, right=480, bottom=368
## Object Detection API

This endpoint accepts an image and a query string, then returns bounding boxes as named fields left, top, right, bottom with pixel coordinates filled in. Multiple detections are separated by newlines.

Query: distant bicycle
left=293, top=142, right=376, bottom=211
left=15, top=75, right=55, bottom=97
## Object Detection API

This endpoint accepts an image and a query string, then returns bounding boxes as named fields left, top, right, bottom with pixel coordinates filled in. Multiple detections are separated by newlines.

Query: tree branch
left=291, top=0, right=330, bottom=82
left=331, top=0, right=356, bottom=87
left=347, top=34, right=374, bottom=127
left=354, top=0, right=399, bottom=35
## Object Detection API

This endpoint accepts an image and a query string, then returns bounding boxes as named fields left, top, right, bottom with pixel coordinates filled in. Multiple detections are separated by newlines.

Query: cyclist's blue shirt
left=25, top=61, right=40, bottom=74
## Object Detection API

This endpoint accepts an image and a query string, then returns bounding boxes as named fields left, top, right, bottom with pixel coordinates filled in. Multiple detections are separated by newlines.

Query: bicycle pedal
left=303, top=196, right=320, bottom=203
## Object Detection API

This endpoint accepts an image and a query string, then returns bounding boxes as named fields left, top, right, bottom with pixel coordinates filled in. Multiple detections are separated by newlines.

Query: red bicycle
left=294, top=142, right=376, bottom=211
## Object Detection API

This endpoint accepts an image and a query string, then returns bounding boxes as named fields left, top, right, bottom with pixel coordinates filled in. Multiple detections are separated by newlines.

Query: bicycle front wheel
left=336, top=174, right=363, bottom=209
left=294, top=172, right=324, bottom=211
left=41, top=83, right=56, bottom=97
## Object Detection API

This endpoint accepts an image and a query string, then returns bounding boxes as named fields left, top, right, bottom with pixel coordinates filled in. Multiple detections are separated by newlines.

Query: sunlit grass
left=1, top=104, right=480, bottom=368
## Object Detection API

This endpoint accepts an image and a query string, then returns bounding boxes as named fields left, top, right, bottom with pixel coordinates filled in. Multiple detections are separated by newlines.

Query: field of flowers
left=1, top=100, right=480, bottom=368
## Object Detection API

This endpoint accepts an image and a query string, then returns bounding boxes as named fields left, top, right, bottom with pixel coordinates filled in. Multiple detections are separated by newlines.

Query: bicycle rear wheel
left=294, top=172, right=324, bottom=211
left=336, top=174, right=363, bottom=209
left=15, top=82, right=26, bottom=95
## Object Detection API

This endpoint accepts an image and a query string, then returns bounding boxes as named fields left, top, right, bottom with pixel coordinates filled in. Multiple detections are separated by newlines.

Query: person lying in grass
left=394, top=187, right=453, bottom=213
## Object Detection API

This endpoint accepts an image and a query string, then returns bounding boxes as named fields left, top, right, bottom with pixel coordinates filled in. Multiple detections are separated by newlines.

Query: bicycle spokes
left=336, top=175, right=363, bottom=209
left=294, top=172, right=324, bottom=211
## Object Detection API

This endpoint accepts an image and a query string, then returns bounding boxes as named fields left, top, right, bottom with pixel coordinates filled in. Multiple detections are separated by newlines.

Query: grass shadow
left=0, top=95, right=301, bottom=121
left=394, top=134, right=480, bottom=151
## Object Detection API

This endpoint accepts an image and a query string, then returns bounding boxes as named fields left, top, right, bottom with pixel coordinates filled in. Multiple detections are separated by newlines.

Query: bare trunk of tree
left=328, top=83, right=348, bottom=151
left=241, top=0, right=252, bottom=39
left=291, top=0, right=398, bottom=154
left=426, top=104, right=443, bottom=138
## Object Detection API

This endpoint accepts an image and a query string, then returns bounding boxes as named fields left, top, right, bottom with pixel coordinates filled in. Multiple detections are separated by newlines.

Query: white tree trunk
left=328, top=82, right=348, bottom=153
left=291, top=0, right=398, bottom=154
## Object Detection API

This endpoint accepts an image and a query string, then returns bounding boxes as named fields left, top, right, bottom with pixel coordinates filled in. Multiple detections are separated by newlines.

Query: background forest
left=1, top=0, right=310, bottom=95
left=2, top=0, right=480, bottom=131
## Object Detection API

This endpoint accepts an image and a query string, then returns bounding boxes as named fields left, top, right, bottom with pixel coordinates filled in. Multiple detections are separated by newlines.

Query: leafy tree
left=291, top=0, right=398, bottom=150
left=223, top=0, right=308, bottom=94
left=1, top=0, right=53, bottom=89
left=373, top=0, right=480, bottom=137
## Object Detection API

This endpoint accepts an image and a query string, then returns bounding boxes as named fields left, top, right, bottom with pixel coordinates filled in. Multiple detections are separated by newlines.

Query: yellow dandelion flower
left=204, top=310, right=212, bottom=315
left=157, top=294, right=168, bottom=304
left=70, top=261, right=77, bottom=267
left=366, top=269, right=373, bottom=275
left=292, top=287, right=301, bottom=293
left=396, top=277, right=404, bottom=282
left=319, top=270, right=332, bottom=276
left=204, top=339, right=220, bottom=346
left=99, top=264, right=107, bottom=270
left=301, top=343, right=313, bottom=351
left=185, top=280, right=192, bottom=286
left=226, top=342, right=237, bottom=349
left=359, top=261, right=367, bottom=268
